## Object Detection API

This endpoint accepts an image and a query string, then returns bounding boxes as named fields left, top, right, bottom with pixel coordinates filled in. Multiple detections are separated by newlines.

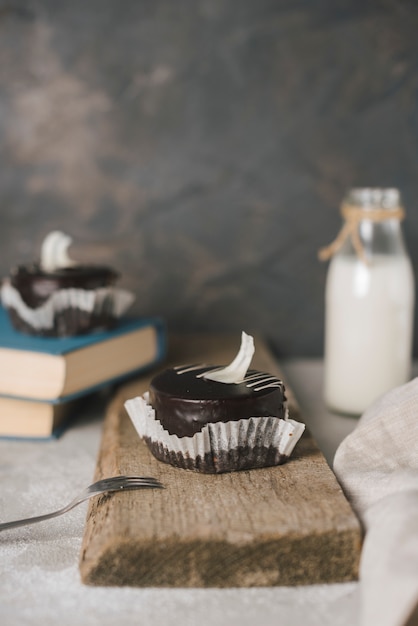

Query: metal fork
left=0, top=475, right=163, bottom=532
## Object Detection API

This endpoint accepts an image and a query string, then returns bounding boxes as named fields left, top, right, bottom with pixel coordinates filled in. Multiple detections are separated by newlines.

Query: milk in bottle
left=320, top=188, right=415, bottom=415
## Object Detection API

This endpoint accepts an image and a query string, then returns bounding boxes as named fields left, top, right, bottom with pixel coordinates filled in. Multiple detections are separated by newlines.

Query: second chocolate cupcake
left=1, top=231, right=135, bottom=337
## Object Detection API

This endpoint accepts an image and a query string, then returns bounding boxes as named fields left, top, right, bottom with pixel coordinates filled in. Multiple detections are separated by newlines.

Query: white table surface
left=0, top=359, right=384, bottom=626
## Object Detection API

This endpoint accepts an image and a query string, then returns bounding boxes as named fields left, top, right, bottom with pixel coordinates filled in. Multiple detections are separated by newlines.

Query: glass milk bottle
left=321, top=188, right=415, bottom=415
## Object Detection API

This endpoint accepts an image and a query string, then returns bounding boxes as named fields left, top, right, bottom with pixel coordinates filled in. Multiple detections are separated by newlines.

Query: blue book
left=0, top=306, right=166, bottom=437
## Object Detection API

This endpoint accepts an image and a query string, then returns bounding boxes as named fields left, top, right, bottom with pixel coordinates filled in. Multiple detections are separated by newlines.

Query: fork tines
left=93, top=476, right=164, bottom=490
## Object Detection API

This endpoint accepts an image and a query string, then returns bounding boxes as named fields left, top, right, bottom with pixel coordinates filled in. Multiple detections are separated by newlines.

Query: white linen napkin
left=333, top=378, right=418, bottom=626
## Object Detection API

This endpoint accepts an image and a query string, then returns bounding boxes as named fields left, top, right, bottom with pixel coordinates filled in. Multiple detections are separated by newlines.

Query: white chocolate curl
left=41, top=231, right=77, bottom=272
left=201, top=331, right=255, bottom=384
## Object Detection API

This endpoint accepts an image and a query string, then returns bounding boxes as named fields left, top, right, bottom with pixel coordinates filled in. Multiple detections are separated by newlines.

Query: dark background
left=1, top=0, right=417, bottom=357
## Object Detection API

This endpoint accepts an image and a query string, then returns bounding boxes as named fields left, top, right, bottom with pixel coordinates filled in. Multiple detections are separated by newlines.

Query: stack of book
left=0, top=307, right=165, bottom=439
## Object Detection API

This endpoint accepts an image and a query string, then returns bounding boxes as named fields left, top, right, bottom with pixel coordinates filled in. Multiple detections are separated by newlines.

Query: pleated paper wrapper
left=1, top=280, right=134, bottom=335
left=125, top=392, right=305, bottom=474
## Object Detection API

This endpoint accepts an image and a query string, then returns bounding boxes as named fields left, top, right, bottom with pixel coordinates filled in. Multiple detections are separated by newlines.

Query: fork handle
left=0, top=506, right=72, bottom=532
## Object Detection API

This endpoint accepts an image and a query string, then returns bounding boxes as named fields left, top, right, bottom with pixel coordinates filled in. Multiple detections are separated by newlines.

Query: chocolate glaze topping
left=149, top=366, right=286, bottom=438
left=10, top=263, right=119, bottom=307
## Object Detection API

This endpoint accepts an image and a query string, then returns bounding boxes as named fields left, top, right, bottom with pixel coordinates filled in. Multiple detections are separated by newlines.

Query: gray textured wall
left=1, top=0, right=418, bottom=356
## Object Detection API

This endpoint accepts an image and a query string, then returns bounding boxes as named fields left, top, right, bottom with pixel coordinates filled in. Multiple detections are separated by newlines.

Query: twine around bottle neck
left=318, top=203, right=405, bottom=264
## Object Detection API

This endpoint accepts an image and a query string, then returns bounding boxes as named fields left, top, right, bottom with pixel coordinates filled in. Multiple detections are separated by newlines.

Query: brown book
left=0, top=395, right=81, bottom=439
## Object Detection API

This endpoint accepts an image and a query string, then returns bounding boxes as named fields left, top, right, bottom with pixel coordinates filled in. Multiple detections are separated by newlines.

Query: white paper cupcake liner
left=125, top=392, right=305, bottom=473
left=1, top=280, right=135, bottom=331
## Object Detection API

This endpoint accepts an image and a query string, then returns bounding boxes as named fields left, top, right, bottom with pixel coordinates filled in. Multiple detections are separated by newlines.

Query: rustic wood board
left=79, top=335, right=361, bottom=587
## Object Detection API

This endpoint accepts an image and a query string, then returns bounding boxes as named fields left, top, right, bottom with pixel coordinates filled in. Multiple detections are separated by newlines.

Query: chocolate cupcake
left=125, top=333, right=305, bottom=473
left=1, top=231, right=134, bottom=337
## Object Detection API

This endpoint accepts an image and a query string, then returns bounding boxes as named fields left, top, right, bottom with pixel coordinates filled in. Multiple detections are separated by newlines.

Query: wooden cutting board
left=79, top=335, right=361, bottom=587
